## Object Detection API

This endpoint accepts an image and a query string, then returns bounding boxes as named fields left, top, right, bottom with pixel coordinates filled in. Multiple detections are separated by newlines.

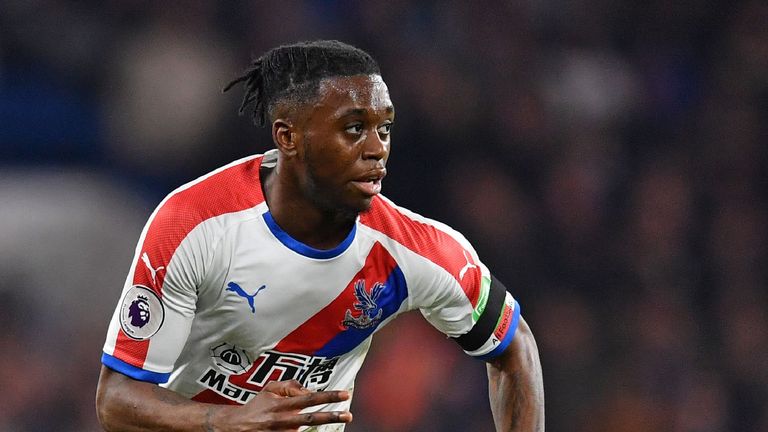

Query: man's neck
left=261, top=164, right=356, bottom=251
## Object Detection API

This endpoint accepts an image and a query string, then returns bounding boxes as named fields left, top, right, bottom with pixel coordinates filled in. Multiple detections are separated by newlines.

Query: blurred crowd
left=1, top=1, right=766, bottom=431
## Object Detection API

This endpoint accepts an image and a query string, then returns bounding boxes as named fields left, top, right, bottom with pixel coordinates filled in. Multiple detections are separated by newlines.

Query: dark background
left=1, top=1, right=766, bottom=431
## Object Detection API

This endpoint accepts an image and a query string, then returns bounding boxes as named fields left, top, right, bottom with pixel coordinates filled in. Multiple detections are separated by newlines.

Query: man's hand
left=212, top=379, right=352, bottom=431
left=96, top=366, right=352, bottom=432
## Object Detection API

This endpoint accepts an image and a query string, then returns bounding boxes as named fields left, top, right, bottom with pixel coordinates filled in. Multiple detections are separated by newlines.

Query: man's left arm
left=487, top=315, right=545, bottom=432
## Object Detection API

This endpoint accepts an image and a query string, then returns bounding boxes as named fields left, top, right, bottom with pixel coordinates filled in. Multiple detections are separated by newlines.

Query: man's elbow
left=95, top=367, right=123, bottom=431
left=490, top=316, right=540, bottom=371
left=95, top=386, right=111, bottom=430
left=514, top=317, right=540, bottom=367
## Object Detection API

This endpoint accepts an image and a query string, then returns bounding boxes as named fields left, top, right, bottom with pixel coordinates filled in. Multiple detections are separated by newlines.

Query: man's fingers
left=261, top=380, right=311, bottom=397
left=259, top=381, right=350, bottom=409
left=278, top=390, right=351, bottom=410
left=268, top=410, right=353, bottom=429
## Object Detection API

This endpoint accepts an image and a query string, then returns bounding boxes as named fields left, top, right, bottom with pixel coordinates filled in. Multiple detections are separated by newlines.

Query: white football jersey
left=102, top=150, right=520, bottom=431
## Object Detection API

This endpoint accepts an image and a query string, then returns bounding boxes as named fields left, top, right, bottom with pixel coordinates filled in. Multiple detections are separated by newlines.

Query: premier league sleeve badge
left=119, top=285, right=165, bottom=340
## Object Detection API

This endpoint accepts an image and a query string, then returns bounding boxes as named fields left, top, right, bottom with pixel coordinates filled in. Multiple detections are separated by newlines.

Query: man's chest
left=193, top=227, right=410, bottom=359
left=177, top=229, right=408, bottom=403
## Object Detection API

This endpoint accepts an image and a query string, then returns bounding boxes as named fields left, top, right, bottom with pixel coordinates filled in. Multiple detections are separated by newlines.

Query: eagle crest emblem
left=342, top=280, right=385, bottom=329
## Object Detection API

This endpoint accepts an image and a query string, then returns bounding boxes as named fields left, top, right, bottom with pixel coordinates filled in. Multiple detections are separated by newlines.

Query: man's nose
left=362, top=131, right=388, bottom=161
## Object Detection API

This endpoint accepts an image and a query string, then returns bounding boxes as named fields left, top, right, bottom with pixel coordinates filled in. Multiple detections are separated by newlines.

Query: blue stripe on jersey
left=101, top=352, right=171, bottom=384
left=315, top=265, right=408, bottom=357
left=477, top=300, right=521, bottom=361
left=263, top=211, right=357, bottom=259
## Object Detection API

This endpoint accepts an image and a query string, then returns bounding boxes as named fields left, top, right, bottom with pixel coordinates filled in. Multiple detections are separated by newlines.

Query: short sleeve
left=358, top=195, right=522, bottom=361
left=101, top=197, right=206, bottom=383
left=414, top=244, right=521, bottom=361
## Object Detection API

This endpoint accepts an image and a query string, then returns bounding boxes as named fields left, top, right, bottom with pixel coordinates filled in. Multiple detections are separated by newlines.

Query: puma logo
left=458, top=250, right=478, bottom=281
left=226, top=282, right=266, bottom=314
left=141, top=252, right=165, bottom=286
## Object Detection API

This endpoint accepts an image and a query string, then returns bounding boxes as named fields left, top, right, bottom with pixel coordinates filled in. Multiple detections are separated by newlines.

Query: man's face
left=294, top=74, right=394, bottom=215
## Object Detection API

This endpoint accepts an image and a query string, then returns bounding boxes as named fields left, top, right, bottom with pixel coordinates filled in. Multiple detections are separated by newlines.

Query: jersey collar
left=262, top=211, right=356, bottom=259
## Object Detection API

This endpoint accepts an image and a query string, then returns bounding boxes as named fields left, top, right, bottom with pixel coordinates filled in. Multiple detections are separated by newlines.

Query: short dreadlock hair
left=223, top=40, right=381, bottom=127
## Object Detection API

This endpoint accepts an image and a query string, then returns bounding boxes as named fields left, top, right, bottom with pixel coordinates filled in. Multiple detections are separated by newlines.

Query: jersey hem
left=101, top=352, right=171, bottom=384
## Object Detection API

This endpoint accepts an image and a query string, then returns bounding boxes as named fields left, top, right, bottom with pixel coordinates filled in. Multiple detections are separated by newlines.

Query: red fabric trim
left=359, top=196, right=481, bottom=306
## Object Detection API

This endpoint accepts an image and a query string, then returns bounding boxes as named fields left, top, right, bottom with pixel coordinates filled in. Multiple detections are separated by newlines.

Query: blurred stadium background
left=1, top=1, right=767, bottom=431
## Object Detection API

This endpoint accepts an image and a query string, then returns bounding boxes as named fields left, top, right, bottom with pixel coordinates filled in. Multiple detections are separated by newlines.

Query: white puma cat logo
left=459, top=250, right=478, bottom=280
left=141, top=252, right=165, bottom=286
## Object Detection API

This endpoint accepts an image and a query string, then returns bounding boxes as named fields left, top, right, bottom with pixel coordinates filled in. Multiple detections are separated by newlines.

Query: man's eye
left=345, top=124, right=363, bottom=134
left=377, top=123, right=393, bottom=135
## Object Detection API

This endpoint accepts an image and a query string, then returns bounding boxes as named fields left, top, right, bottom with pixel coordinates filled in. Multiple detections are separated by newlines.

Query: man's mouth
left=352, top=171, right=386, bottom=196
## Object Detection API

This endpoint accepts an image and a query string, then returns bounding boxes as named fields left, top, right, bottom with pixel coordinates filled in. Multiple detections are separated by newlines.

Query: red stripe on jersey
left=112, top=331, right=149, bottom=368
left=273, top=242, right=398, bottom=355
left=133, top=156, right=265, bottom=294
left=115, top=156, right=265, bottom=368
left=359, top=196, right=482, bottom=307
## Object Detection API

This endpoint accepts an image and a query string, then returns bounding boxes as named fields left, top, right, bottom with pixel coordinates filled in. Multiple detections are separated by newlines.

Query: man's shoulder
left=145, top=153, right=267, bottom=244
left=360, top=195, right=479, bottom=282
left=361, top=195, right=426, bottom=227
left=157, top=153, right=266, bottom=220
left=361, top=195, right=470, bottom=250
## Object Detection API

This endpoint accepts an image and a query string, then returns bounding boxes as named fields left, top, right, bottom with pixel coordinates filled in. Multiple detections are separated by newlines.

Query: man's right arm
left=96, top=366, right=353, bottom=432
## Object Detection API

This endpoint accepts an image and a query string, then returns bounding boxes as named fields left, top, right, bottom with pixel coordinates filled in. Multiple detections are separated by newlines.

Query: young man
left=96, top=40, right=544, bottom=431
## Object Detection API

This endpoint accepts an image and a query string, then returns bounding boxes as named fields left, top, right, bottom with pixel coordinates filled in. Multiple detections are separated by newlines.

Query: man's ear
left=272, top=118, right=298, bottom=157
